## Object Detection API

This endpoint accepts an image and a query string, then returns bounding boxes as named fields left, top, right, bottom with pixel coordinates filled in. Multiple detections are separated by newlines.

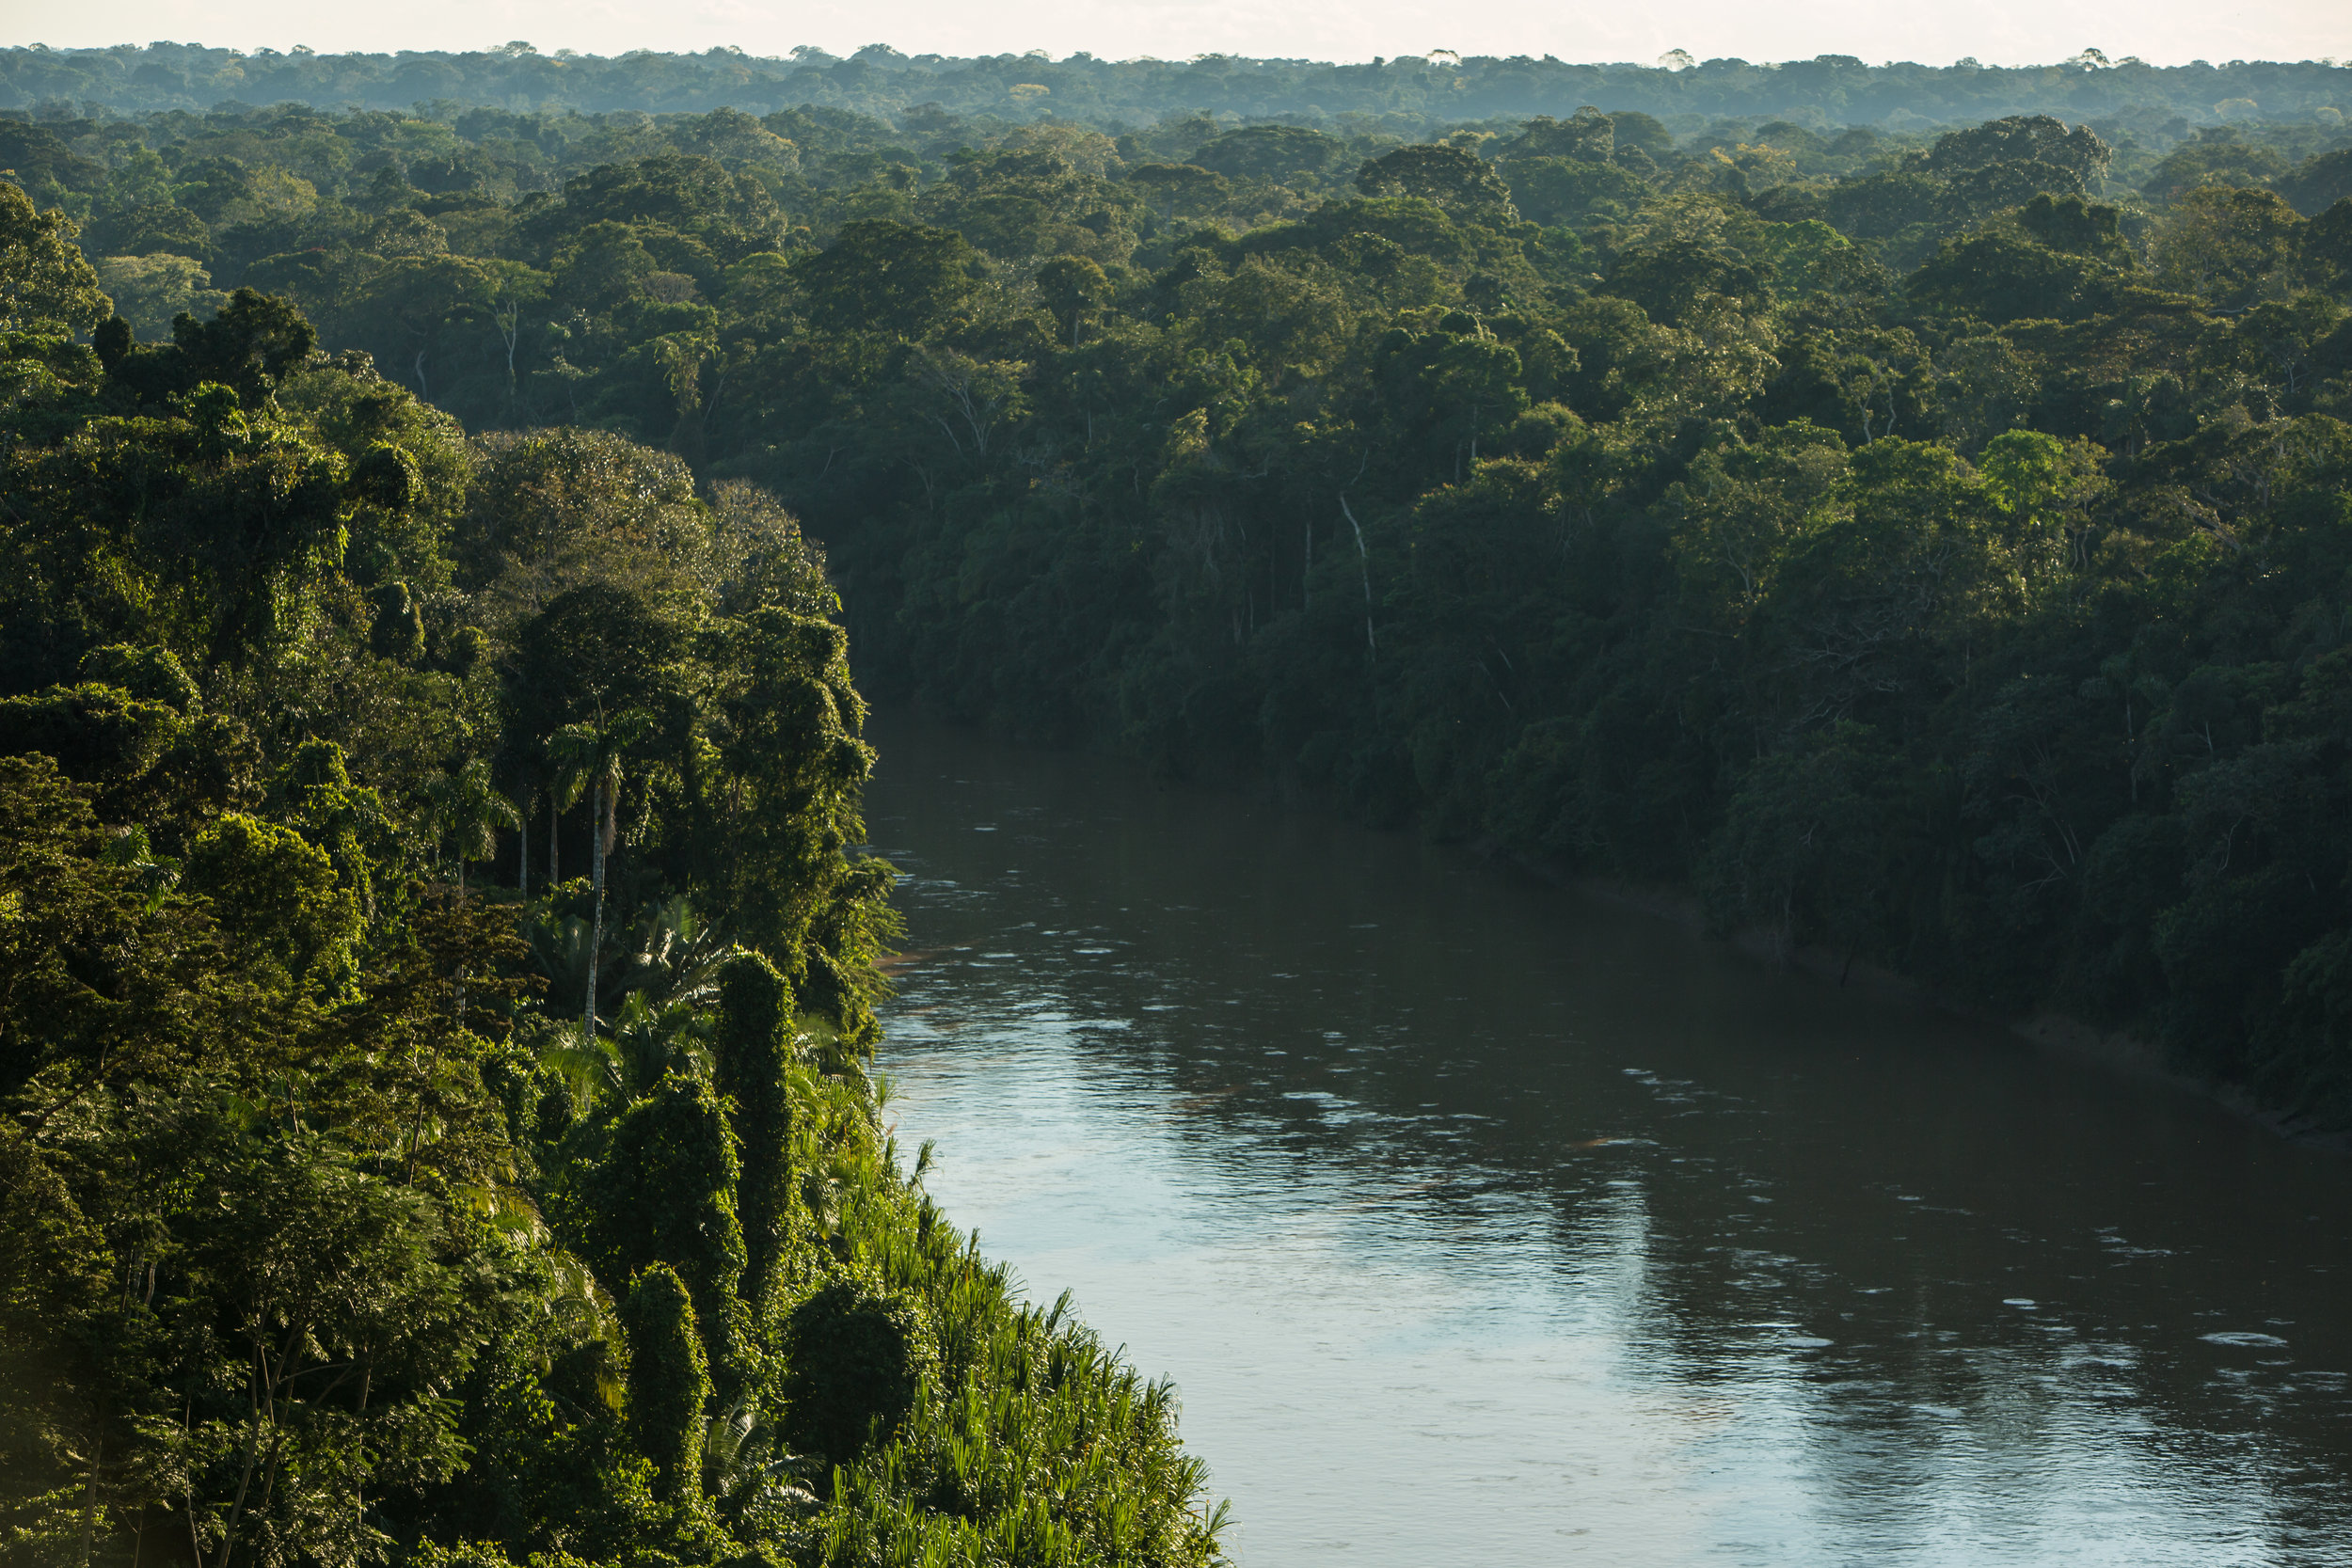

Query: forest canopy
left=24, top=89, right=2343, bottom=1123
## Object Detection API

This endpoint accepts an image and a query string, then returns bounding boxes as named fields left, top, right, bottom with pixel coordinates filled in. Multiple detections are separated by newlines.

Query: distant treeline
left=6, top=41, right=2352, bottom=132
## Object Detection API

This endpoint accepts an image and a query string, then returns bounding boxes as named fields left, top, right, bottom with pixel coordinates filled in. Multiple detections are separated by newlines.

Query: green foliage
left=715, top=952, right=796, bottom=1316
left=1355, top=144, right=1518, bottom=223
left=0, top=681, right=188, bottom=803
left=620, top=1262, right=712, bottom=1504
left=0, top=753, right=246, bottom=1101
left=1, top=251, right=1216, bottom=1568
left=183, top=811, right=364, bottom=1000
left=79, top=641, right=202, bottom=713
left=1700, top=723, right=1891, bottom=954
left=780, top=1275, right=937, bottom=1471
left=319, top=90, right=2307, bottom=1137
left=775, top=1058, right=1224, bottom=1564
left=1921, top=114, right=2113, bottom=185
left=792, top=220, right=976, bottom=338
left=0, top=181, right=111, bottom=336
left=577, top=1070, right=747, bottom=1376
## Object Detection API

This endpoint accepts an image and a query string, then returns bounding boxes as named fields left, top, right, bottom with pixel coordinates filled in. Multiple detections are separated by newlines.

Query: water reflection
left=864, top=713, right=2352, bottom=1566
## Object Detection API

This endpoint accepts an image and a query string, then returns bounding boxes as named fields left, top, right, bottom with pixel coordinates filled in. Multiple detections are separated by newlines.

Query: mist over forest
left=6, top=41, right=2350, bottom=130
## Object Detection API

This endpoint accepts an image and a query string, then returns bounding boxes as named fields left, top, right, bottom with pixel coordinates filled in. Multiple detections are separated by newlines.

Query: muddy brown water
left=863, top=712, right=2352, bottom=1566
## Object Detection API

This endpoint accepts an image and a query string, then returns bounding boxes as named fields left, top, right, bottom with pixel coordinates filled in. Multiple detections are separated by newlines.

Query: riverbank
left=881, top=702, right=2352, bottom=1151
left=1488, top=852, right=2352, bottom=1155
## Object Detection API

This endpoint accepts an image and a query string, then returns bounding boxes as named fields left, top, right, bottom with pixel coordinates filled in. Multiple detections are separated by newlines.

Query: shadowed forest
left=5, top=44, right=2352, bottom=1568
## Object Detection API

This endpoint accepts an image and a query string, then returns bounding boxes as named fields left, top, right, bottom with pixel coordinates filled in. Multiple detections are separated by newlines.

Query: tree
left=2279, top=150, right=2352, bottom=218
left=1698, top=723, right=1891, bottom=959
left=1502, top=156, right=1650, bottom=226
left=618, top=1263, right=709, bottom=1505
left=1189, top=125, right=1345, bottom=184
left=421, top=758, right=520, bottom=898
left=706, top=611, right=882, bottom=1029
left=790, top=220, right=975, bottom=338
left=549, top=710, right=654, bottom=1037
left=1664, top=420, right=1850, bottom=630
left=582, top=1071, right=745, bottom=1378
left=1354, top=144, right=1518, bottom=223
left=0, top=755, right=245, bottom=1102
left=1035, top=255, right=1111, bottom=347
left=2298, top=197, right=2352, bottom=295
left=162, top=289, right=319, bottom=409
left=0, top=182, right=111, bottom=336
left=461, top=431, right=704, bottom=598
left=1978, top=428, right=2107, bottom=575
left=1423, top=334, right=1528, bottom=473
left=421, top=758, right=521, bottom=1022
left=713, top=953, right=793, bottom=1317
left=0, top=683, right=188, bottom=818
left=182, top=814, right=364, bottom=1004
left=780, top=1277, right=934, bottom=1473
left=1124, top=162, right=1227, bottom=225
left=2153, top=185, right=2304, bottom=306
left=1923, top=114, right=2112, bottom=186
left=95, top=253, right=229, bottom=341
left=1499, top=108, right=1617, bottom=165
left=177, top=1135, right=475, bottom=1568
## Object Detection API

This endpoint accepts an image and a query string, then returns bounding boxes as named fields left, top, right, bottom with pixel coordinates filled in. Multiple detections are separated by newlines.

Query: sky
left=6, top=0, right=2349, bottom=70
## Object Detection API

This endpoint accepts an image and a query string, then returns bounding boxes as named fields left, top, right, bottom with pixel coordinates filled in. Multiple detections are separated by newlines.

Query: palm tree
left=540, top=992, right=713, bottom=1110
left=421, top=758, right=519, bottom=1026
left=624, top=895, right=728, bottom=1010
left=701, top=1398, right=811, bottom=1528
left=422, top=757, right=521, bottom=898
left=514, top=758, right=539, bottom=900
left=548, top=709, right=652, bottom=1037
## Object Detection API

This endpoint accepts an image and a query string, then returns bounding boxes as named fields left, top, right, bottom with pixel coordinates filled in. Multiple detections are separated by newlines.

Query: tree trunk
left=353, top=1368, right=370, bottom=1545
left=548, top=794, right=559, bottom=887
left=584, top=782, right=605, bottom=1038
left=500, top=306, right=519, bottom=419
left=454, top=859, right=469, bottom=1023
left=78, top=1430, right=102, bottom=1568
left=519, top=803, right=530, bottom=900
left=1341, top=494, right=1376, bottom=656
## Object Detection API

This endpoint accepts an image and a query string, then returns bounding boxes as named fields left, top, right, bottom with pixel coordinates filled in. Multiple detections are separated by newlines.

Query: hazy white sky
left=8, top=0, right=2349, bottom=70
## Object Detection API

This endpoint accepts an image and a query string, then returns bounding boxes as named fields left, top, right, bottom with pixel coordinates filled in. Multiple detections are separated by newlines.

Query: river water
left=861, top=713, right=2352, bottom=1567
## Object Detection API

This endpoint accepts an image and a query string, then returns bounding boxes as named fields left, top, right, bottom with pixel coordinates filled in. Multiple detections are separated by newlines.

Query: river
left=861, top=712, right=2352, bottom=1567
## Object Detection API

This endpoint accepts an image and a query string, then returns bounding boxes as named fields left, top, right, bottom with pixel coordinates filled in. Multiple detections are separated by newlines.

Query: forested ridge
left=0, top=146, right=1228, bottom=1567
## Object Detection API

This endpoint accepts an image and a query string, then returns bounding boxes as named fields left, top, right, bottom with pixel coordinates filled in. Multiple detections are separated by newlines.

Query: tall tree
left=549, top=709, right=653, bottom=1037
left=421, top=757, right=520, bottom=898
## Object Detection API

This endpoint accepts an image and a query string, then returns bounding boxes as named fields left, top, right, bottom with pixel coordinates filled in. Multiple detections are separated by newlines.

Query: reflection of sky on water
left=866, top=717, right=2352, bottom=1567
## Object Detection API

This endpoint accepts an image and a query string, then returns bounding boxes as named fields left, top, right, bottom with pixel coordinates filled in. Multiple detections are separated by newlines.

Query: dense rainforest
left=0, top=159, right=1227, bottom=1566
left=18, top=86, right=2352, bottom=1127
left=8, top=55, right=2352, bottom=1561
